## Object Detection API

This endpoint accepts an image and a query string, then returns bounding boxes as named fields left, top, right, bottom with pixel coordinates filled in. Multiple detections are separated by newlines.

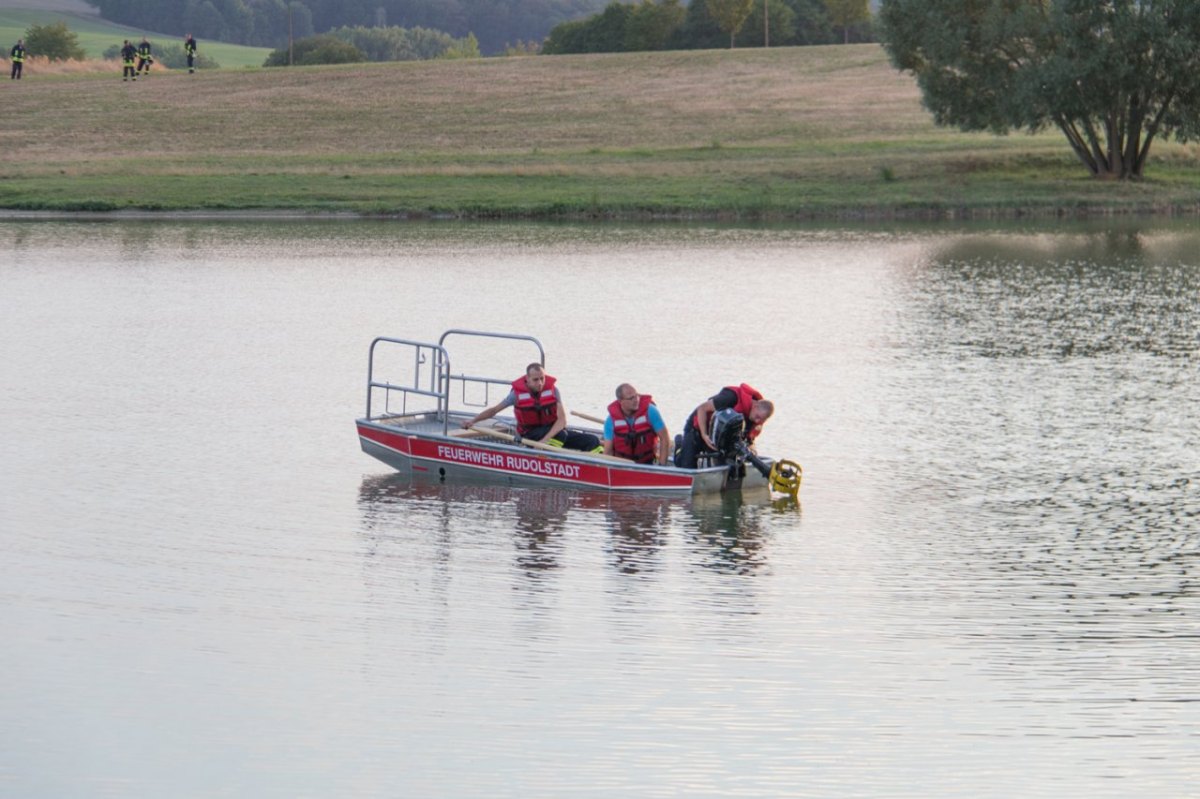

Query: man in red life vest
left=461, top=362, right=600, bottom=451
left=602, top=383, right=670, bottom=465
left=675, top=383, right=774, bottom=468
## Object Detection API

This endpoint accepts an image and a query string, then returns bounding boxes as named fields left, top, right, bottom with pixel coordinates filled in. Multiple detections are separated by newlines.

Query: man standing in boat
left=675, top=383, right=774, bottom=468
left=461, top=363, right=600, bottom=452
left=602, top=383, right=671, bottom=465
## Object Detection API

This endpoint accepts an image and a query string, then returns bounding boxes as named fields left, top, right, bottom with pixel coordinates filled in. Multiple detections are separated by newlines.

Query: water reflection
left=356, top=473, right=800, bottom=581
left=587, top=493, right=673, bottom=576
left=510, top=487, right=572, bottom=577
left=680, top=489, right=800, bottom=575
left=897, top=232, right=1199, bottom=359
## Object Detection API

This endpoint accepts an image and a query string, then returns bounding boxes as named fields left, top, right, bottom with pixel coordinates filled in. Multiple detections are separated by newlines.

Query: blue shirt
left=604, top=403, right=665, bottom=439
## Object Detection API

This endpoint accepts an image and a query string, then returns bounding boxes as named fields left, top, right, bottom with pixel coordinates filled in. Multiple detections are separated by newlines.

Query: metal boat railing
left=365, top=337, right=451, bottom=423
left=367, top=331, right=546, bottom=435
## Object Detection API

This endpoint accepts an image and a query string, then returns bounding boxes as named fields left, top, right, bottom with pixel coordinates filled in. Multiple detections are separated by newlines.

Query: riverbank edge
left=5, top=200, right=1200, bottom=223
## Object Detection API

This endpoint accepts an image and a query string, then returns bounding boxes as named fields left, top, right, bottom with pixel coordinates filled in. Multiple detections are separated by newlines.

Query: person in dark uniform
left=136, top=37, right=153, bottom=75
left=675, top=383, right=774, bottom=468
left=10, top=39, right=24, bottom=80
left=184, top=33, right=197, bottom=74
left=121, top=40, right=138, bottom=81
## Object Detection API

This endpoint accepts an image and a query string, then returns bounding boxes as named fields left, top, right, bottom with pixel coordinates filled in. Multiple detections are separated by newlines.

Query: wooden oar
left=570, top=410, right=606, bottom=425
left=462, top=423, right=633, bottom=463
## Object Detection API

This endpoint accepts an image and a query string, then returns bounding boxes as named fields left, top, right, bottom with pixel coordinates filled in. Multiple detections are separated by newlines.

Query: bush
left=154, top=43, right=220, bottom=70
left=328, top=25, right=478, bottom=62
left=24, top=21, right=86, bottom=61
left=263, top=35, right=366, bottom=66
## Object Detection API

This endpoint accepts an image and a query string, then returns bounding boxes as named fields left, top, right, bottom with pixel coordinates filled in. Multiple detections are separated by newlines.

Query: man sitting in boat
left=461, top=363, right=601, bottom=451
left=675, top=383, right=774, bottom=468
left=602, top=383, right=671, bottom=465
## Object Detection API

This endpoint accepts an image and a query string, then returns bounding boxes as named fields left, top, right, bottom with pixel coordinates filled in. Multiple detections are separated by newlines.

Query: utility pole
left=764, top=0, right=769, bottom=47
left=288, top=2, right=294, bottom=66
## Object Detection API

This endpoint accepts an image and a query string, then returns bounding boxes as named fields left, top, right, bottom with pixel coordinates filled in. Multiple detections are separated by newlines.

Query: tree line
left=90, top=0, right=610, bottom=54
left=543, top=0, right=872, bottom=54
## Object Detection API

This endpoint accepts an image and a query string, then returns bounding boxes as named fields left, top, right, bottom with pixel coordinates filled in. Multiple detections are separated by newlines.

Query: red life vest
left=511, top=373, right=558, bottom=435
left=692, top=383, right=765, bottom=442
left=607, top=394, right=659, bottom=464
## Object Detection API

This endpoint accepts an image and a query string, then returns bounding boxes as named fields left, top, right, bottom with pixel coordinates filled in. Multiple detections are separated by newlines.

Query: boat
left=355, top=330, right=801, bottom=495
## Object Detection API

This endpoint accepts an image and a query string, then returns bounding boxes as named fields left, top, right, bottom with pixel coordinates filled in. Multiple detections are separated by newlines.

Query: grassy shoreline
left=4, top=45, right=1200, bottom=220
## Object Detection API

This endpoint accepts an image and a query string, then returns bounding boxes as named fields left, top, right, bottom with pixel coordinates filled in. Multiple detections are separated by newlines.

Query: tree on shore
left=707, top=0, right=754, bottom=47
left=879, top=0, right=1200, bottom=179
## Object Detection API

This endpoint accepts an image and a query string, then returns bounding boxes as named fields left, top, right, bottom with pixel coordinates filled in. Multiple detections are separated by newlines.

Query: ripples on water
left=1, top=220, right=1197, bottom=798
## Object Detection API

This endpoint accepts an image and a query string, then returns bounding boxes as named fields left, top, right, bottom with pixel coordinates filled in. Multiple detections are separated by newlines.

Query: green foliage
left=543, top=2, right=631, bottom=54
left=90, top=0, right=613, bottom=55
left=23, top=21, right=86, bottom=61
left=328, top=25, right=476, bottom=61
left=879, top=0, right=1200, bottom=178
left=706, top=0, right=754, bottom=47
left=825, top=0, right=869, bottom=43
left=438, top=33, right=480, bottom=59
left=503, top=40, right=542, bottom=56
left=739, top=0, right=798, bottom=47
left=623, top=0, right=686, bottom=51
left=155, top=43, right=221, bottom=69
left=263, top=34, right=365, bottom=65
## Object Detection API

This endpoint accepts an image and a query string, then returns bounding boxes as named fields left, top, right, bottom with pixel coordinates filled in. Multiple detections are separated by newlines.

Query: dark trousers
left=123, top=64, right=136, bottom=79
left=137, top=57, right=150, bottom=73
left=523, top=424, right=600, bottom=452
left=674, top=416, right=712, bottom=469
left=187, top=55, right=194, bottom=72
left=11, top=62, right=20, bottom=79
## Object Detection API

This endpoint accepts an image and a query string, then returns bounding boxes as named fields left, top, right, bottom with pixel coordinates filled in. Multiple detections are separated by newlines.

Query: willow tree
left=879, top=0, right=1200, bottom=179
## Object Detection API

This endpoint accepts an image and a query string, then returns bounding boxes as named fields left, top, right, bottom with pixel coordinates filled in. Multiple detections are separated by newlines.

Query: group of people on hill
left=460, top=363, right=774, bottom=469
left=7, top=33, right=198, bottom=81
left=120, top=34, right=198, bottom=81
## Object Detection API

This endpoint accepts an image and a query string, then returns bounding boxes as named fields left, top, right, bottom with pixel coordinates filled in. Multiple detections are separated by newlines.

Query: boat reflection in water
left=356, top=472, right=801, bottom=581
left=683, top=488, right=801, bottom=575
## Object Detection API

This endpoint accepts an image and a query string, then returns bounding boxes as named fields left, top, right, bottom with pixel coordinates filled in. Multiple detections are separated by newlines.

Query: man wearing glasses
left=602, top=383, right=671, bottom=465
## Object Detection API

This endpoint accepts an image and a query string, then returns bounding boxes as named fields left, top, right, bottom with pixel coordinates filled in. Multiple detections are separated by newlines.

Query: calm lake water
left=1, top=219, right=1197, bottom=798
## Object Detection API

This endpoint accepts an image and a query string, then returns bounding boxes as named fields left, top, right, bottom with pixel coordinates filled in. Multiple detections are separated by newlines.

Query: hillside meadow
left=0, top=7, right=271, bottom=68
left=4, top=44, right=1200, bottom=218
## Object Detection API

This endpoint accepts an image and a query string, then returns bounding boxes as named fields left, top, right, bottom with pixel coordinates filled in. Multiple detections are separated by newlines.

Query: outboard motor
left=706, top=408, right=774, bottom=487
left=694, top=408, right=802, bottom=497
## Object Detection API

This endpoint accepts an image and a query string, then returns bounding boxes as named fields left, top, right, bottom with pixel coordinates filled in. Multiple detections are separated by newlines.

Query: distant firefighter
left=9, top=38, right=24, bottom=80
left=136, top=37, right=153, bottom=74
left=121, top=39, right=137, bottom=81
left=184, top=33, right=197, bottom=74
